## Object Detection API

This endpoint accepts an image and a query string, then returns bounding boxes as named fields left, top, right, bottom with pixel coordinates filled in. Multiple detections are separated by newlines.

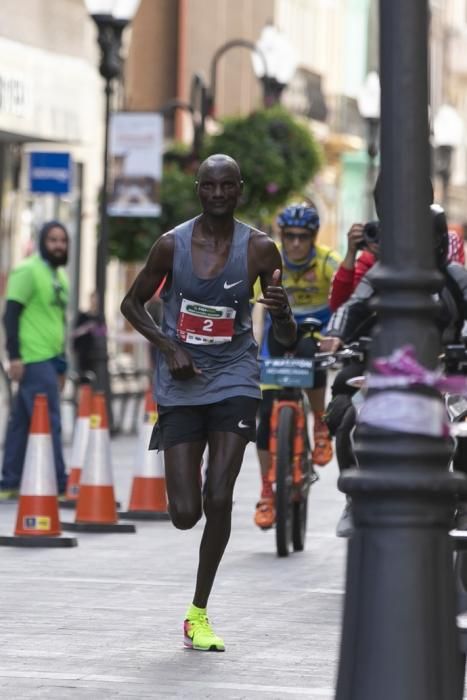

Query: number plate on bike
left=260, top=358, right=315, bottom=388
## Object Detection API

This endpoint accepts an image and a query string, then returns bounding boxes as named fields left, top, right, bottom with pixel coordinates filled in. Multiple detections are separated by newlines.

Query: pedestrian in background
left=72, top=291, right=106, bottom=383
left=0, top=220, right=69, bottom=499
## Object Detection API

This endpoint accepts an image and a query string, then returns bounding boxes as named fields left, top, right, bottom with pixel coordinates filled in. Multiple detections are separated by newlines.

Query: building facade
left=432, top=0, right=467, bottom=229
left=125, top=0, right=372, bottom=254
left=0, top=0, right=104, bottom=328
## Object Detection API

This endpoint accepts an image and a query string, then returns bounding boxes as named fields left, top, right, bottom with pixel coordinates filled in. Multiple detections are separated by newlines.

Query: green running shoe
left=183, top=611, right=225, bottom=652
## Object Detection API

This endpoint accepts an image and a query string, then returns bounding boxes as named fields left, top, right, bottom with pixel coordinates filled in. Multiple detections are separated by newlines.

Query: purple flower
left=266, top=182, right=279, bottom=194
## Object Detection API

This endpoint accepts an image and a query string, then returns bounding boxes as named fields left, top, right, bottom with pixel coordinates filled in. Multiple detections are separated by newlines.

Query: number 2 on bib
left=177, top=298, right=236, bottom=345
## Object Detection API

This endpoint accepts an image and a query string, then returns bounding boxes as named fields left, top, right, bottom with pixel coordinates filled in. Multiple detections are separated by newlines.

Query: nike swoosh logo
left=238, top=420, right=250, bottom=429
left=224, top=280, right=243, bottom=290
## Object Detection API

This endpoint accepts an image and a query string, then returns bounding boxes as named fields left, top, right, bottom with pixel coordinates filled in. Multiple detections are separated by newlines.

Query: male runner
left=121, top=154, right=296, bottom=651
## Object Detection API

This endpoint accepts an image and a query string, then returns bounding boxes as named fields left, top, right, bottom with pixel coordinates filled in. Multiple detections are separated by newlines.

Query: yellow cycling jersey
left=253, top=240, right=341, bottom=391
left=252, top=241, right=341, bottom=321
left=279, top=242, right=341, bottom=320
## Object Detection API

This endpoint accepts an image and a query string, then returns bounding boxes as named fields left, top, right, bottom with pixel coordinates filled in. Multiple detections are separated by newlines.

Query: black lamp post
left=204, top=28, right=295, bottom=131
left=84, top=0, right=141, bottom=421
left=160, top=73, right=208, bottom=165
left=357, top=71, right=380, bottom=221
left=433, top=104, right=463, bottom=213
left=335, top=2, right=467, bottom=699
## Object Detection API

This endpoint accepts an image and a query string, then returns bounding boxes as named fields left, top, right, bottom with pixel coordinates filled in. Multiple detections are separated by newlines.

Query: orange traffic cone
left=120, top=391, right=170, bottom=521
left=61, top=392, right=135, bottom=533
left=61, top=384, right=92, bottom=509
left=0, top=394, right=77, bottom=547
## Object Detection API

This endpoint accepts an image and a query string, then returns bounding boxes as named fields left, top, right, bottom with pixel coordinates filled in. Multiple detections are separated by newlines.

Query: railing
left=0, top=359, right=151, bottom=448
left=61, top=364, right=152, bottom=443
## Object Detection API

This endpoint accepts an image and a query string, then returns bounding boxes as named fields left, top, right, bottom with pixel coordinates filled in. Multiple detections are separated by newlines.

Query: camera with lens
left=357, top=220, right=380, bottom=250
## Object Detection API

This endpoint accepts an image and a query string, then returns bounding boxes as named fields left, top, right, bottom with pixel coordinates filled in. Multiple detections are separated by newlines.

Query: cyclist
left=121, top=154, right=296, bottom=651
left=322, top=203, right=467, bottom=535
left=254, top=202, right=341, bottom=529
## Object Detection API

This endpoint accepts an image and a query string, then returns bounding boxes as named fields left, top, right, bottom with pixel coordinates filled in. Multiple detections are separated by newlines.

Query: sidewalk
left=0, top=436, right=347, bottom=699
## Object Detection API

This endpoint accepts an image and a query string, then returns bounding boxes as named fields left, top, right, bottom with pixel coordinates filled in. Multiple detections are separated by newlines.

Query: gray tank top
left=154, top=216, right=261, bottom=406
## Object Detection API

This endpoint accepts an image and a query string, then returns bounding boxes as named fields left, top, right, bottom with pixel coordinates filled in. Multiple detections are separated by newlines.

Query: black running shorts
left=150, top=396, right=259, bottom=451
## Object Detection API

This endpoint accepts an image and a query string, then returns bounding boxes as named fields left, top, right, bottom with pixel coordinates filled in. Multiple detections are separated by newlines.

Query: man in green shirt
left=0, top=221, right=69, bottom=498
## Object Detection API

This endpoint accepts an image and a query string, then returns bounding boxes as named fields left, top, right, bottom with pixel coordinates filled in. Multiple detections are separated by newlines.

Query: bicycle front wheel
left=275, top=406, right=295, bottom=557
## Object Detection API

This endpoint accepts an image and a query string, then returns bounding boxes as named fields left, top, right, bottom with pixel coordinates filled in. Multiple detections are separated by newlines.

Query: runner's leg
left=193, top=431, right=247, bottom=608
left=164, top=440, right=206, bottom=530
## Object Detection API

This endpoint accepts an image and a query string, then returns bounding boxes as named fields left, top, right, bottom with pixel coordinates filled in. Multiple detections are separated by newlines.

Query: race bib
left=177, top=298, right=236, bottom=345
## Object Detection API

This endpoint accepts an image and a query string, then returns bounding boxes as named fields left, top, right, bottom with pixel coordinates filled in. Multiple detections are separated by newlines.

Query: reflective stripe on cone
left=64, top=385, right=92, bottom=504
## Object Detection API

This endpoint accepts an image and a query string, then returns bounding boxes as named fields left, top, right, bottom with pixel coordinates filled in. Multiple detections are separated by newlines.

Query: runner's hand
left=258, top=269, right=291, bottom=317
left=165, top=344, right=202, bottom=380
left=9, top=359, right=24, bottom=382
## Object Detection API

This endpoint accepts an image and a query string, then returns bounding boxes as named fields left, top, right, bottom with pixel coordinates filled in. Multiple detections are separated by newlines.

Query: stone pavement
left=0, top=435, right=347, bottom=699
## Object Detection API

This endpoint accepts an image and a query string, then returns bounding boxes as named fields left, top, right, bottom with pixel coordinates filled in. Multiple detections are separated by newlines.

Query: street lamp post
left=336, top=2, right=467, bottom=699
left=206, top=39, right=268, bottom=118
left=433, top=104, right=463, bottom=213
left=84, top=0, right=141, bottom=422
left=358, top=71, right=380, bottom=220
left=252, top=25, right=298, bottom=108
left=159, top=73, right=208, bottom=169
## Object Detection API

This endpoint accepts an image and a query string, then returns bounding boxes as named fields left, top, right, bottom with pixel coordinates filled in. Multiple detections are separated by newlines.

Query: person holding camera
left=322, top=202, right=467, bottom=537
left=329, top=222, right=380, bottom=313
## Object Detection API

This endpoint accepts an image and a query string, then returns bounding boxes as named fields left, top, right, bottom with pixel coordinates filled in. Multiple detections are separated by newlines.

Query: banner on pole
left=108, top=112, right=163, bottom=217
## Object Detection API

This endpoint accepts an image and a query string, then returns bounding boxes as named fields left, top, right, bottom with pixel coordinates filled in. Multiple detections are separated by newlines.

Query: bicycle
left=260, top=318, right=334, bottom=557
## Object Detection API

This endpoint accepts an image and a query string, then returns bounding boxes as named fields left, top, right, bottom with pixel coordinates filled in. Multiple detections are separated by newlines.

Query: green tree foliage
left=203, top=106, right=323, bottom=221
left=109, top=106, right=323, bottom=261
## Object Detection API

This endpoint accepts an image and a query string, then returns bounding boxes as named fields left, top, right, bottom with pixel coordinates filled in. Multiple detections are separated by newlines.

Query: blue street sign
left=29, top=152, right=72, bottom=194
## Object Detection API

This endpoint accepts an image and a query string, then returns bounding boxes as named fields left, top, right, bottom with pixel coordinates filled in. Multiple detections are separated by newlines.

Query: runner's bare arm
left=250, top=233, right=297, bottom=347
left=121, top=233, right=174, bottom=352
left=121, top=233, right=201, bottom=379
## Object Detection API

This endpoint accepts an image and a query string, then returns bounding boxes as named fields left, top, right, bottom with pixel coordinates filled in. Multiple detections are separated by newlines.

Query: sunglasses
left=282, top=232, right=314, bottom=242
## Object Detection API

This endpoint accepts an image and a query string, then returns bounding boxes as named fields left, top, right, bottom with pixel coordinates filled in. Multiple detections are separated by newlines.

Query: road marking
left=304, top=587, right=344, bottom=596
left=0, top=670, right=334, bottom=696
left=0, top=574, right=179, bottom=586
left=0, top=575, right=345, bottom=596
